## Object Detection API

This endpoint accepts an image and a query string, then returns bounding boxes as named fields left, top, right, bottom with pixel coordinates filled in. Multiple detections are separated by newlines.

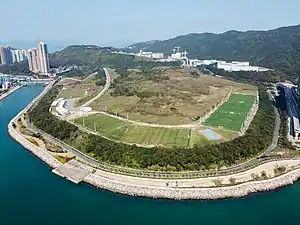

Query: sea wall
left=84, top=168, right=300, bottom=200
left=7, top=81, right=62, bottom=169
left=8, top=125, right=62, bottom=169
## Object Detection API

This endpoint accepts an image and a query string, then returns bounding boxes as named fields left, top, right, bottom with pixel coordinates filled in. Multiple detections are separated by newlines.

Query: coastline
left=0, top=85, right=23, bottom=101
left=9, top=116, right=300, bottom=199
left=6, top=84, right=300, bottom=200
left=84, top=167, right=300, bottom=200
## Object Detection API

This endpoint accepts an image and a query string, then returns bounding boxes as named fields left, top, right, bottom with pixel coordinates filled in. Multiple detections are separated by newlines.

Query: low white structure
left=137, top=51, right=164, bottom=59
left=186, top=57, right=269, bottom=72
left=217, top=61, right=269, bottom=72
left=51, top=98, right=63, bottom=107
left=55, top=98, right=69, bottom=116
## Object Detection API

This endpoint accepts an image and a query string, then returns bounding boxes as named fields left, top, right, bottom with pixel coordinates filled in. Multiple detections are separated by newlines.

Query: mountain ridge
left=122, top=24, right=300, bottom=79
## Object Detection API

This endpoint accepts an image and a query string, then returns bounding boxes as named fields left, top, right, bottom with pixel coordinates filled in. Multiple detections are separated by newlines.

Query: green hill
left=0, top=45, right=179, bottom=76
left=125, top=25, right=300, bottom=79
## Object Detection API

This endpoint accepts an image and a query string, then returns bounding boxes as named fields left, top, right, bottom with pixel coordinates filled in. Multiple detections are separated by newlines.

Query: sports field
left=203, top=94, right=256, bottom=131
left=74, top=114, right=210, bottom=147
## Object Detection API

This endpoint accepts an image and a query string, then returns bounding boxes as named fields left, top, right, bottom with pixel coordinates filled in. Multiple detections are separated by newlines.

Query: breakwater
left=84, top=166, right=300, bottom=200
left=7, top=80, right=61, bottom=169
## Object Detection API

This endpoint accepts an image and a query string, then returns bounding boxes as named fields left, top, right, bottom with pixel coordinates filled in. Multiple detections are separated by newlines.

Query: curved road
left=80, top=68, right=111, bottom=108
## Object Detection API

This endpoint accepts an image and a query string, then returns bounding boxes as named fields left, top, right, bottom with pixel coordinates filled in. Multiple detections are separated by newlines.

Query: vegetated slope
left=123, top=40, right=160, bottom=53
left=50, top=45, right=133, bottom=69
left=127, top=25, right=300, bottom=79
left=0, top=45, right=180, bottom=76
left=50, top=45, right=181, bottom=74
left=0, top=60, right=31, bottom=75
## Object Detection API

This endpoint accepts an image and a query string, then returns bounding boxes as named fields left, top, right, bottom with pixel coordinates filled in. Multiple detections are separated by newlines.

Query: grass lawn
left=74, top=113, right=210, bottom=147
left=75, top=113, right=130, bottom=140
left=121, top=126, right=190, bottom=147
left=189, top=130, right=211, bottom=147
left=203, top=94, right=256, bottom=131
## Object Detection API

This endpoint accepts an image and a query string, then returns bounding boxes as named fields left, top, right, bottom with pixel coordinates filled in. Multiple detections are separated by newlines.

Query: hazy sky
left=1, top=0, right=299, bottom=45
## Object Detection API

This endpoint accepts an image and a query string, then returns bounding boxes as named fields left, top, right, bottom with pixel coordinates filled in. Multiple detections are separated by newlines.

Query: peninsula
left=7, top=24, right=300, bottom=199
left=7, top=60, right=300, bottom=200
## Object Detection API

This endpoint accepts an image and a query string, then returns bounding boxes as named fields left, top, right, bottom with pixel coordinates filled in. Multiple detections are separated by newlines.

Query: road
left=82, top=72, right=98, bottom=82
left=61, top=68, right=111, bottom=115
left=80, top=68, right=111, bottom=108
left=259, top=91, right=281, bottom=156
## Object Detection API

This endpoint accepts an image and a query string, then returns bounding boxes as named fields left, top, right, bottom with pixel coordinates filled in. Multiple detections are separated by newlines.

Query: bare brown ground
left=91, top=68, right=257, bottom=125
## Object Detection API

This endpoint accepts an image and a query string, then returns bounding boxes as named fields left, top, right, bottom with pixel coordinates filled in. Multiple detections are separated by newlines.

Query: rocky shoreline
left=83, top=169, right=300, bottom=200
left=9, top=112, right=300, bottom=200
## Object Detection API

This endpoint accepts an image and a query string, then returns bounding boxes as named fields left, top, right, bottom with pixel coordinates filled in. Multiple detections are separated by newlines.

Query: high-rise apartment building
left=0, top=46, right=13, bottom=65
left=31, top=48, right=40, bottom=73
left=27, top=42, right=51, bottom=75
left=0, top=47, right=6, bottom=65
left=11, top=49, right=27, bottom=63
left=27, top=49, right=34, bottom=71
left=37, top=42, right=50, bottom=74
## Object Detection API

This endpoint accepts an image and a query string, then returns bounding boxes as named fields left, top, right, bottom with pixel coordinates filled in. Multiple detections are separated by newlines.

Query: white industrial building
left=137, top=50, right=164, bottom=59
left=186, top=58, right=269, bottom=72
left=216, top=61, right=269, bottom=72
left=134, top=46, right=270, bottom=72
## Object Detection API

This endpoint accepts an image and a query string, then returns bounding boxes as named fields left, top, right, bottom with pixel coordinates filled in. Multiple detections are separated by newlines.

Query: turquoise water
left=1, top=86, right=300, bottom=225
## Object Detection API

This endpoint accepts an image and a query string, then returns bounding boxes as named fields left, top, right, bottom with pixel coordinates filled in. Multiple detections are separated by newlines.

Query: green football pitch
left=74, top=113, right=209, bottom=147
left=203, top=94, right=256, bottom=131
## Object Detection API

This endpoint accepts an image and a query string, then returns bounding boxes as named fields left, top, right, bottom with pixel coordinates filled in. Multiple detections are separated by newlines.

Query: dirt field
left=91, top=68, right=257, bottom=125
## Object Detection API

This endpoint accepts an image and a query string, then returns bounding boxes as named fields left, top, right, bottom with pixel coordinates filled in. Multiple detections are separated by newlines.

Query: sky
left=1, top=0, right=300, bottom=47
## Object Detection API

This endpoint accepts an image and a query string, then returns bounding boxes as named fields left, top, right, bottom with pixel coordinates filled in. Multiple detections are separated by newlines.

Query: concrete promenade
left=84, top=166, right=300, bottom=200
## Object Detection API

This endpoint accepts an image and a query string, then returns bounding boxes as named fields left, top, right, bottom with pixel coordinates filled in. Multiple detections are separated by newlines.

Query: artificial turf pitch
left=203, top=94, right=256, bottom=131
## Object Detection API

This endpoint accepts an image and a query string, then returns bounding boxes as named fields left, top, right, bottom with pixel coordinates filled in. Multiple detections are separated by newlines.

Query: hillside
left=49, top=45, right=135, bottom=73
left=0, top=45, right=179, bottom=76
left=124, top=40, right=160, bottom=52
left=125, top=25, right=300, bottom=79
left=0, top=60, right=31, bottom=75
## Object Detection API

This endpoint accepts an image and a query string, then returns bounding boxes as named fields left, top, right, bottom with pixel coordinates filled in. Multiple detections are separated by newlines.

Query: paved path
left=82, top=72, right=98, bottom=82
left=80, top=68, right=111, bottom=107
